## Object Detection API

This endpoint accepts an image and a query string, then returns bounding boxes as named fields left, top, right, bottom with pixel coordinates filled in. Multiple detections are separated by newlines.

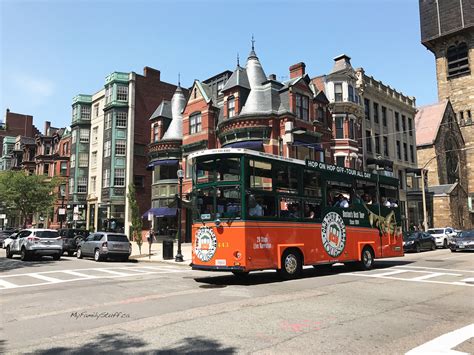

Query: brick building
left=418, top=0, right=474, bottom=227
left=0, top=109, right=40, bottom=156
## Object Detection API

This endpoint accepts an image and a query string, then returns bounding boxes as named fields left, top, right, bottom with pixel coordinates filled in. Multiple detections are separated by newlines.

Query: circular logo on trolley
left=195, top=226, right=218, bottom=262
left=321, top=212, right=346, bottom=257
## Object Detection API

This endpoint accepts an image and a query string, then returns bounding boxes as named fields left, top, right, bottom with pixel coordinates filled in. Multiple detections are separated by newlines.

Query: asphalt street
left=1, top=248, right=473, bottom=354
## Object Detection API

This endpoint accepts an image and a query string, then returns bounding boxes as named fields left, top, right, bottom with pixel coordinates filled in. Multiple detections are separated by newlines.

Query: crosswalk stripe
left=369, top=270, right=408, bottom=277
left=94, top=269, right=133, bottom=276
left=410, top=272, right=445, bottom=281
left=62, top=270, right=97, bottom=279
left=29, top=274, right=62, bottom=283
left=0, top=279, right=18, bottom=289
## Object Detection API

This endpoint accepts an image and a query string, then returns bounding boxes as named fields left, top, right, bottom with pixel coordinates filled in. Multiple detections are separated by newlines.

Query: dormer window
left=153, top=124, right=159, bottom=142
left=447, top=42, right=469, bottom=77
left=295, top=94, right=309, bottom=121
left=190, top=112, right=202, bottom=134
left=334, top=83, right=343, bottom=102
left=227, top=96, right=235, bottom=118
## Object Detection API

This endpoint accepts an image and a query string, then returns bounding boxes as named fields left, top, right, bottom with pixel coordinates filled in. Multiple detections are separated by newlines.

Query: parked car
left=426, top=227, right=457, bottom=248
left=450, top=229, right=474, bottom=252
left=403, top=231, right=436, bottom=252
left=2, top=232, right=18, bottom=249
left=0, top=229, right=18, bottom=248
left=77, top=232, right=131, bottom=262
left=5, top=229, right=62, bottom=261
left=58, top=229, right=90, bottom=256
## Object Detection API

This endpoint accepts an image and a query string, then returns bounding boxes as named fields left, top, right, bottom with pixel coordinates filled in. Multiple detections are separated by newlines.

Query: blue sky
left=1, top=0, right=437, bottom=129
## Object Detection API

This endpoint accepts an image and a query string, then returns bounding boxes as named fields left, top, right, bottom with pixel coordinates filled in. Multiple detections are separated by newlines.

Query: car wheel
left=53, top=253, right=61, bottom=261
left=415, top=243, right=421, bottom=253
left=431, top=242, right=436, bottom=251
left=359, top=247, right=375, bottom=270
left=94, top=249, right=102, bottom=262
left=6, top=246, right=13, bottom=259
left=76, top=247, right=83, bottom=259
left=450, top=248, right=457, bottom=253
left=443, top=239, right=448, bottom=249
left=278, top=249, right=302, bottom=280
left=67, top=251, right=74, bottom=257
left=21, top=248, right=29, bottom=261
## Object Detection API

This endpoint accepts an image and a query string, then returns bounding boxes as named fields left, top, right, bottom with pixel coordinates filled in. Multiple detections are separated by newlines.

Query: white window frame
left=79, top=128, right=90, bottom=143
left=117, top=85, right=128, bottom=101
left=190, top=113, right=202, bottom=134
left=91, top=151, right=97, bottom=167
left=116, top=112, right=127, bottom=128
left=81, top=105, right=91, bottom=120
left=77, top=177, right=87, bottom=194
left=70, top=154, right=76, bottom=168
left=114, top=168, right=125, bottom=187
left=103, top=169, right=110, bottom=188
left=79, top=152, right=88, bottom=167
left=104, top=141, right=111, bottom=158
left=115, top=140, right=126, bottom=156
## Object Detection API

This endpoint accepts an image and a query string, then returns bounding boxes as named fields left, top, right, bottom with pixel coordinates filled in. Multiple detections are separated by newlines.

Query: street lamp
left=419, top=147, right=474, bottom=232
left=59, top=184, right=66, bottom=229
left=175, top=167, right=184, bottom=262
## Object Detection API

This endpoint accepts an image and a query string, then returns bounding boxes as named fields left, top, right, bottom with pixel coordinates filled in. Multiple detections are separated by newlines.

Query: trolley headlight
left=233, top=250, right=242, bottom=260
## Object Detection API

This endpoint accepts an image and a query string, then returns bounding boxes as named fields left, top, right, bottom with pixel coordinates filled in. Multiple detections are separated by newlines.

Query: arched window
left=447, top=42, right=469, bottom=77
left=445, top=137, right=460, bottom=184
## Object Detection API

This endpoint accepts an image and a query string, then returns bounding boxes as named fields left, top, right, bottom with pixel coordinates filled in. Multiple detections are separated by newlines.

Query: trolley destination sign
left=306, top=159, right=373, bottom=179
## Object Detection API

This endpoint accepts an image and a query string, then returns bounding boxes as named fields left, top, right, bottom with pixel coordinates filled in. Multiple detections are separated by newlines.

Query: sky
left=1, top=0, right=437, bottom=129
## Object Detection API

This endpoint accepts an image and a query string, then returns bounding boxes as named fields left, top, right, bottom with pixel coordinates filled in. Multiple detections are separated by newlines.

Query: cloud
left=13, top=74, right=55, bottom=101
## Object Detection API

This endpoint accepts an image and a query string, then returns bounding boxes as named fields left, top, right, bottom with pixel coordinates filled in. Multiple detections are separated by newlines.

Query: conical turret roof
left=162, top=85, right=186, bottom=140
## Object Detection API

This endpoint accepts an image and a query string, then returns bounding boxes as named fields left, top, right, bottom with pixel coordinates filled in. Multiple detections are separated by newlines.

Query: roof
left=311, top=76, right=326, bottom=93
left=415, top=100, right=449, bottom=146
left=221, top=66, right=250, bottom=91
left=149, top=100, right=172, bottom=120
left=428, top=183, right=458, bottom=196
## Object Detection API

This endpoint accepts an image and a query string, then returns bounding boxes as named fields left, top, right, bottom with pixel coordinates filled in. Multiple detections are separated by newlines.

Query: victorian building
left=418, top=0, right=473, bottom=228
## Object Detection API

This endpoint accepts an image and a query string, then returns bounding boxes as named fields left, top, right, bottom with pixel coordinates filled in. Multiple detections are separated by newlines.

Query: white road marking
left=410, top=272, right=446, bottom=281
left=396, top=265, right=474, bottom=273
left=0, top=279, right=18, bottom=289
left=28, top=274, right=62, bottom=283
left=406, top=323, right=474, bottom=354
left=369, top=269, right=408, bottom=277
left=61, top=270, right=97, bottom=279
left=94, top=269, right=132, bottom=276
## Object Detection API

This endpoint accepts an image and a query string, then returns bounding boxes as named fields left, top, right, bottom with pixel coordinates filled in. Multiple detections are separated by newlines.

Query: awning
left=142, top=207, right=177, bottom=218
left=146, top=159, right=179, bottom=170
left=222, top=140, right=263, bottom=149
left=366, top=157, right=393, bottom=171
left=293, top=140, right=324, bottom=151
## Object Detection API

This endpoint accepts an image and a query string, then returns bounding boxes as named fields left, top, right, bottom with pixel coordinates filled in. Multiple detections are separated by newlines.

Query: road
left=1, top=248, right=473, bottom=354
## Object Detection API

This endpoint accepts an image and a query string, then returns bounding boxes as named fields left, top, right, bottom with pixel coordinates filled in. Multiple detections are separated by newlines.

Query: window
left=44, top=164, right=49, bottom=176
left=366, top=130, right=372, bottom=152
left=70, top=154, right=76, bottom=168
left=62, top=142, right=69, bottom=155
left=373, top=102, right=379, bottom=123
left=383, top=136, right=389, bottom=156
left=278, top=196, right=302, bottom=219
left=114, top=168, right=125, bottom=186
left=103, top=169, right=110, bottom=188
left=79, top=152, right=88, bottom=167
left=334, top=83, right=343, bottom=102
left=94, top=104, right=99, bottom=118
left=274, top=164, right=299, bottom=194
left=364, top=99, right=370, bottom=120
left=408, top=118, right=413, bottom=136
left=348, top=85, right=354, bottom=102
left=295, top=94, right=309, bottom=120
left=91, top=151, right=97, bottom=167
left=105, top=86, right=113, bottom=104
left=396, top=141, right=401, bottom=160
left=69, top=178, right=74, bottom=193
left=153, top=124, right=159, bottom=142
left=349, top=119, right=355, bottom=140
left=78, top=177, right=87, bottom=193
left=336, top=117, right=344, bottom=139
left=134, top=175, right=144, bottom=188
left=375, top=135, right=381, bottom=154
left=92, top=127, right=98, bottom=144
left=60, top=162, right=67, bottom=176
left=336, top=156, right=345, bottom=167
left=104, top=141, right=111, bottom=158
left=79, top=129, right=89, bottom=143
left=317, top=107, right=324, bottom=122
left=72, top=130, right=77, bottom=144
left=227, top=96, right=235, bottom=118
left=447, top=42, right=470, bottom=77
left=90, top=176, right=96, bottom=193
left=402, top=115, right=406, bottom=132
left=104, top=112, right=112, bottom=130
left=403, top=142, right=408, bottom=161
left=382, top=106, right=387, bottom=126
left=115, top=140, right=126, bottom=156
left=81, top=105, right=91, bottom=120
left=410, top=145, right=415, bottom=163
left=249, top=160, right=272, bottom=191
left=190, top=112, right=202, bottom=134
left=399, top=170, right=404, bottom=190
left=117, top=85, right=128, bottom=101
left=303, top=170, right=322, bottom=197
left=395, top=112, right=400, bottom=131
left=116, top=112, right=127, bottom=128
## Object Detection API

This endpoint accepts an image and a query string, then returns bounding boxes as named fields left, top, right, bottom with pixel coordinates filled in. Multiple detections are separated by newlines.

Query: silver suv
left=426, top=227, right=457, bottom=248
left=76, top=232, right=131, bottom=262
left=5, top=229, right=62, bottom=261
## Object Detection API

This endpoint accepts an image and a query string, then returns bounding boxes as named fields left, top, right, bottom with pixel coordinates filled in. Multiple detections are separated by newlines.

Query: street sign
left=73, top=206, right=79, bottom=213
left=0, top=214, right=6, bottom=219
left=58, top=208, right=66, bottom=215
left=73, top=214, right=79, bottom=221
left=148, top=213, right=153, bottom=221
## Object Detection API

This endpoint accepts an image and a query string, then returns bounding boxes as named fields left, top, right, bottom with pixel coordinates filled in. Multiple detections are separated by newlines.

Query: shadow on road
left=193, top=259, right=415, bottom=287
left=33, top=333, right=235, bottom=354
left=0, top=255, right=74, bottom=272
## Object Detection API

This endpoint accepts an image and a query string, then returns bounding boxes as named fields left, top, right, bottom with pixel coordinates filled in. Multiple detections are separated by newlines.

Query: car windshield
left=427, top=229, right=444, bottom=234
left=107, top=234, right=128, bottom=242
left=458, top=231, right=474, bottom=238
left=36, top=231, right=59, bottom=239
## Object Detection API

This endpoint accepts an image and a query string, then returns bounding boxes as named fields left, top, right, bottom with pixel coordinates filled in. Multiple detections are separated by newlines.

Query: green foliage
left=127, top=183, right=143, bottom=254
left=0, top=171, right=60, bottom=227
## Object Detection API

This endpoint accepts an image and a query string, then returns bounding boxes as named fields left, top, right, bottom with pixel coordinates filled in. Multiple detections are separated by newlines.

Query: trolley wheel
left=358, top=246, right=375, bottom=270
left=278, top=249, right=302, bottom=280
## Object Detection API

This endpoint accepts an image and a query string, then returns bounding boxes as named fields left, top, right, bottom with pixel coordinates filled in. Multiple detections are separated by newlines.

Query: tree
left=127, top=183, right=143, bottom=255
left=0, top=171, right=60, bottom=228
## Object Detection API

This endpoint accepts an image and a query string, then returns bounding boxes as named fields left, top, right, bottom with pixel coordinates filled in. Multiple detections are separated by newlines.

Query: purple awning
left=146, top=159, right=179, bottom=170
left=142, top=207, right=177, bottom=218
left=293, top=140, right=323, bottom=151
left=222, top=140, right=263, bottom=149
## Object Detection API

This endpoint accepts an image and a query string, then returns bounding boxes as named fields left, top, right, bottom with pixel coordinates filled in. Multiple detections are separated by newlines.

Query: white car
left=2, top=232, right=18, bottom=249
left=426, top=227, right=457, bottom=248
left=5, top=229, right=63, bottom=261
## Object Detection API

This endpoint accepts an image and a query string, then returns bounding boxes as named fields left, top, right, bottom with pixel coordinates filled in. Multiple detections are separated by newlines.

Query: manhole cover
left=199, top=284, right=227, bottom=289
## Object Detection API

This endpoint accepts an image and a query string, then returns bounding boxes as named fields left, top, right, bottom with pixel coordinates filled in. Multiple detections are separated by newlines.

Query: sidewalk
left=129, top=241, right=192, bottom=266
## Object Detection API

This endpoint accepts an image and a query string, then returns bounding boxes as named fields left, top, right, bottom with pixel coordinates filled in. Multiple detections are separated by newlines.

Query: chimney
left=332, top=54, right=352, bottom=73
left=44, top=121, right=50, bottom=135
left=268, top=74, right=277, bottom=81
left=289, top=62, right=306, bottom=79
left=143, top=66, right=161, bottom=81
